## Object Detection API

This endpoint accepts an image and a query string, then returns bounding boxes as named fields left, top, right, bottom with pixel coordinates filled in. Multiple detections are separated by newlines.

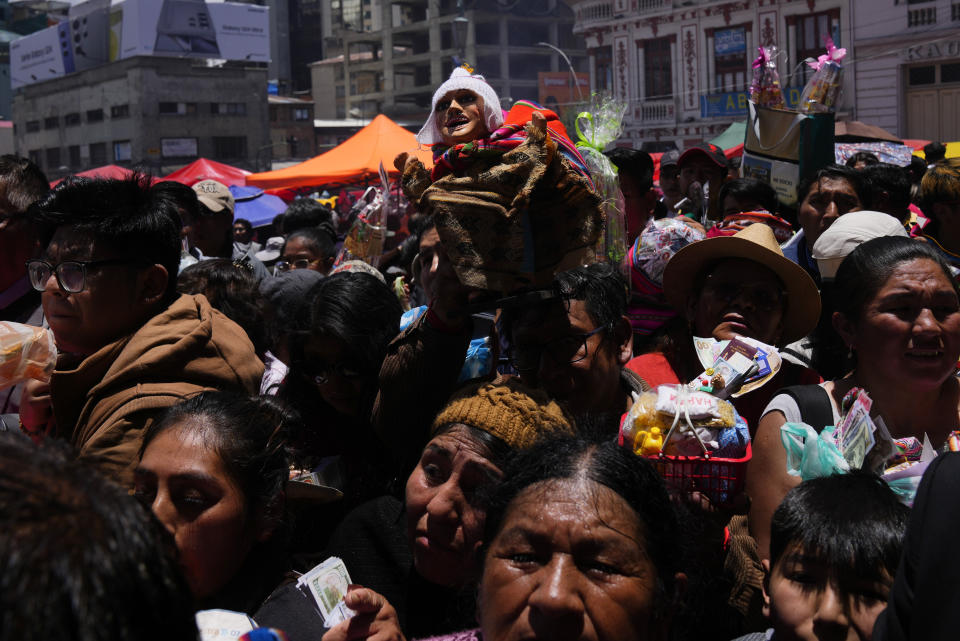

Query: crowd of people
left=3, top=65, right=960, bottom=641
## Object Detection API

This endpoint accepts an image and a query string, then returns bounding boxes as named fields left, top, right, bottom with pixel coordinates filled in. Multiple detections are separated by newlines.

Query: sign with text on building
left=162, top=137, right=199, bottom=158
left=537, top=72, right=590, bottom=117
left=119, top=0, right=270, bottom=63
left=714, top=28, right=746, bottom=56
left=12, top=0, right=269, bottom=89
left=700, top=86, right=803, bottom=119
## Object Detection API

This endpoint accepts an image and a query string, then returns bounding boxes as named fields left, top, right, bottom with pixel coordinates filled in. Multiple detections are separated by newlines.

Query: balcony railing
left=576, top=1, right=612, bottom=24
left=635, top=99, right=676, bottom=125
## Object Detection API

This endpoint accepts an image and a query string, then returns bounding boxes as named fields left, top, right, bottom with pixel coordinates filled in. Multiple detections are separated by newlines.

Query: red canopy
left=51, top=165, right=162, bottom=187
left=246, top=114, right=433, bottom=190
left=163, top=158, right=250, bottom=186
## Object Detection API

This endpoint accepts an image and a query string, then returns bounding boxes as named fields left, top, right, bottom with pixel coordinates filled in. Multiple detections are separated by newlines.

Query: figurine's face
left=436, top=89, right=488, bottom=145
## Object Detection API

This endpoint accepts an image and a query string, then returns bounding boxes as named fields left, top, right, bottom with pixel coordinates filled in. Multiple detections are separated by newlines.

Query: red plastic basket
left=647, top=442, right=752, bottom=508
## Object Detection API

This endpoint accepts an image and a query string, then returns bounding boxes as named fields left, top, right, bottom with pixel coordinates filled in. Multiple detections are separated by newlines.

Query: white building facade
left=567, top=0, right=854, bottom=151
left=852, top=0, right=960, bottom=142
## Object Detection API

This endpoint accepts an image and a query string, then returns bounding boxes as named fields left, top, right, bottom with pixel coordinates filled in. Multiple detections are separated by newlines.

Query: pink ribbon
left=807, top=36, right=846, bottom=70
left=752, top=46, right=769, bottom=69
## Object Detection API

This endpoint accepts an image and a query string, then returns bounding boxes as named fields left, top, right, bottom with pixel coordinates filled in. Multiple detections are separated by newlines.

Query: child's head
left=417, top=66, right=504, bottom=147
left=764, top=473, right=908, bottom=641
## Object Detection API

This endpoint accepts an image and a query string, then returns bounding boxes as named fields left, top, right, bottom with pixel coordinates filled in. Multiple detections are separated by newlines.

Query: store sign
left=701, top=86, right=803, bottom=118
left=162, top=137, right=198, bottom=158
left=714, top=28, right=746, bottom=56
left=905, top=39, right=960, bottom=61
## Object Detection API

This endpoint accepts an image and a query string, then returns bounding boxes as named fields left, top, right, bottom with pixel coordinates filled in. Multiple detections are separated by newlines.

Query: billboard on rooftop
left=12, top=0, right=270, bottom=89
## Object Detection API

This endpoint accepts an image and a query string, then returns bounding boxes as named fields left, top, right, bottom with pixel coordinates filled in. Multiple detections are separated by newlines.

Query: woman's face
left=480, top=479, right=670, bottom=641
left=437, top=89, right=487, bottom=146
left=301, top=334, right=371, bottom=419
left=405, top=424, right=502, bottom=587
left=690, top=258, right=786, bottom=345
left=836, top=257, right=960, bottom=389
left=134, top=422, right=266, bottom=600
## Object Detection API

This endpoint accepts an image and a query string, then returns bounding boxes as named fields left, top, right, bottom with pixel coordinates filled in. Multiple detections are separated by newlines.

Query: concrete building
left=312, top=0, right=587, bottom=122
left=566, top=0, right=854, bottom=151
left=12, top=56, right=269, bottom=179
left=852, top=0, right=960, bottom=141
left=265, top=93, right=316, bottom=170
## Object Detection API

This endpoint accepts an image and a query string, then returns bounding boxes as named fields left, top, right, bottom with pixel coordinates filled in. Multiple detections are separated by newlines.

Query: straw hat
left=662, top=223, right=821, bottom=344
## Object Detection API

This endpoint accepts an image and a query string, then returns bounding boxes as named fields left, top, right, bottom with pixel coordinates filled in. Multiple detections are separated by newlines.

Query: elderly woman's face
left=836, top=257, right=960, bottom=390
left=690, top=258, right=786, bottom=345
left=437, top=89, right=487, bottom=145
left=405, top=424, right=503, bottom=587
left=480, top=478, right=668, bottom=641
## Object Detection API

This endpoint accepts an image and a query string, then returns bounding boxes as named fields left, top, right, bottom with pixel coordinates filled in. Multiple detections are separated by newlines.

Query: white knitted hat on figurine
left=416, top=65, right=504, bottom=145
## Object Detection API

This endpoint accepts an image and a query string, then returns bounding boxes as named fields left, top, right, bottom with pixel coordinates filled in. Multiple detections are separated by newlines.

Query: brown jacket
left=51, top=294, right=264, bottom=484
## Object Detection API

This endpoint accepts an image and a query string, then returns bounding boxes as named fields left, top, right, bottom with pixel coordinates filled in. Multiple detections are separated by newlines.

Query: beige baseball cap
left=192, top=179, right=234, bottom=215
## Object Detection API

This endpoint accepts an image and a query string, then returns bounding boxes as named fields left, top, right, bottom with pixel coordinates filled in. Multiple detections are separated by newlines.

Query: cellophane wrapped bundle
left=575, top=95, right=628, bottom=270
left=750, top=45, right=785, bottom=109
left=0, top=322, right=56, bottom=391
left=799, top=37, right=846, bottom=113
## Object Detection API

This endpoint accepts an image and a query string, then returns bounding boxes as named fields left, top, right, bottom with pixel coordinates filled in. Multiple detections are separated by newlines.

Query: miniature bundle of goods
left=799, top=37, right=845, bottom=113
left=0, top=321, right=56, bottom=390
left=780, top=387, right=940, bottom=506
left=334, top=177, right=388, bottom=269
left=400, top=66, right=604, bottom=294
left=619, top=384, right=751, bottom=506
left=750, top=45, right=785, bottom=110
left=574, top=95, right=629, bottom=268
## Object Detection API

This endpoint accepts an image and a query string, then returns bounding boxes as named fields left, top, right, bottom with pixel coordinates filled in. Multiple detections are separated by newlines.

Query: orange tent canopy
left=246, top=114, right=434, bottom=190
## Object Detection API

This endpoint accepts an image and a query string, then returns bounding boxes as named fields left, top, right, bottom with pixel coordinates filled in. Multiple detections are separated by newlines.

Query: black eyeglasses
left=302, top=362, right=364, bottom=386
left=509, top=326, right=606, bottom=372
left=701, top=278, right=786, bottom=312
left=274, top=259, right=315, bottom=275
left=26, top=258, right=145, bottom=293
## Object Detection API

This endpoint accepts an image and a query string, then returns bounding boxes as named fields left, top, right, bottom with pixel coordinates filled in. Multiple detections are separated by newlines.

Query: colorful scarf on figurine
left=430, top=99, right=593, bottom=185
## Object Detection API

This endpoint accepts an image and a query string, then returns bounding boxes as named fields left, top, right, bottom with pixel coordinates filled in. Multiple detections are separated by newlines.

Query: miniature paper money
left=297, top=557, right=355, bottom=628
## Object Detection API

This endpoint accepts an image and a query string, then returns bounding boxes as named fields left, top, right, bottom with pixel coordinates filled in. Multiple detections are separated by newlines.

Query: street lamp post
left=537, top=41, right=585, bottom=103
left=453, top=0, right=469, bottom=63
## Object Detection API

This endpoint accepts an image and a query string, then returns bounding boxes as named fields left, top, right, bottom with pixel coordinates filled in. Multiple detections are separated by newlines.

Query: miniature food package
left=0, top=322, right=56, bottom=390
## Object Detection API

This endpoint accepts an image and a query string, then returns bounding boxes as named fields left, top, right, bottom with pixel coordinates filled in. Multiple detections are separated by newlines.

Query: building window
left=65, top=112, right=81, bottom=127
left=796, top=12, right=839, bottom=84
left=68, top=145, right=81, bottom=167
left=28, top=150, right=41, bottom=165
left=595, top=46, right=613, bottom=93
left=213, top=136, right=247, bottom=160
left=111, top=104, right=130, bottom=119
left=159, top=102, right=197, bottom=115
left=643, top=38, right=672, bottom=100
left=25, top=120, right=40, bottom=133
left=713, top=27, right=748, bottom=93
left=294, top=107, right=311, bottom=121
left=43, top=116, right=58, bottom=130
left=909, top=65, right=936, bottom=85
left=45, top=147, right=60, bottom=169
left=943, top=62, right=960, bottom=83
left=114, top=140, right=132, bottom=162
left=211, top=102, right=246, bottom=115
left=269, top=105, right=278, bottom=122
left=86, top=109, right=104, bottom=123
left=89, top=142, right=107, bottom=166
